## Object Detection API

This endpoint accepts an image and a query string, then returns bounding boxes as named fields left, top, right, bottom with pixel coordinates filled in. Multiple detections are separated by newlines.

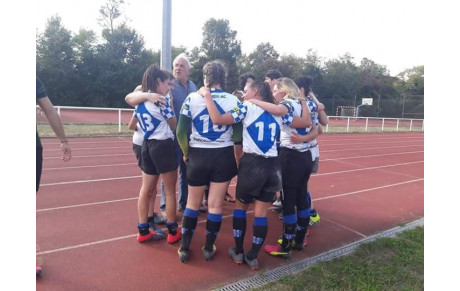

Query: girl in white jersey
left=202, top=81, right=309, bottom=270
left=176, top=60, right=243, bottom=263
left=294, top=76, right=329, bottom=229
left=248, top=77, right=318, bottom=258
left=125, top=65, right=181, bottom=244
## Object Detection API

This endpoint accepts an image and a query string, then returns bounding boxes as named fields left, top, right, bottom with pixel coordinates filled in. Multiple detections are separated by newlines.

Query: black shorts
left=187, top=146, right=237, bottom=186
left=236, top=153, right=282, bottom=204
left=133, top=144, right=142, bottom=170
left=141, top=138, right=178, bottom=175
left=36, top=145, right=43, bottom=192
left=279, top=147, right=313, bottom=188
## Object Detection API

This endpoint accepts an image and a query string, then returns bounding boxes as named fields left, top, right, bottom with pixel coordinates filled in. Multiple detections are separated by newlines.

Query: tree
left=197, top=18, right=242, bottom=91
left=36, top=15, right=79, bottom=105
left=98, top=0, right=126, bottom=33
left=246, top=42, right=280, bottom=81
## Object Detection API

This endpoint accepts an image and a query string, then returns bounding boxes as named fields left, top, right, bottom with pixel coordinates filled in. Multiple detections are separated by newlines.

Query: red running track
left=36, top=132, right=424, bottom=290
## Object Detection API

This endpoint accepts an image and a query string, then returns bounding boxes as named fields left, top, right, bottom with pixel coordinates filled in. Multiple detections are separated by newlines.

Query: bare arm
left=166, top=116, right=177, bottom=131
left=199, top=87, right=235, bottom=125
left=310, top=93, right=328, bottom=126
left=128, top=115, right=138, bottom=131
left=37, top=97, right=71, bottom=162
left=125, top=91, right=166, bottom=107
left=246, top=98, right=289, bottom=116
left=290, top=99, right=312, bottom=128
left=290, top=123, right=319, bottom=144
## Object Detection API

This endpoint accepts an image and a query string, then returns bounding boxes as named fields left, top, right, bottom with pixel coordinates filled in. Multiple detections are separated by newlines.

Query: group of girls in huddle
left=126, top=60, right=322, bottom=270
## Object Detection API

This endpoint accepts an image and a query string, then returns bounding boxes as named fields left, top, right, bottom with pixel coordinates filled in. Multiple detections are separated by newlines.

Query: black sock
left=138, top=222, right=150, bottom=236
left=167, top=221, right=178, bottom=235
left=233, top=209, right=247, bottom=254
left=204, top=213, right=222, bottom=251
left=180, top=208, right=198, bottom=251
left=247, top=217, right=267, bottom=260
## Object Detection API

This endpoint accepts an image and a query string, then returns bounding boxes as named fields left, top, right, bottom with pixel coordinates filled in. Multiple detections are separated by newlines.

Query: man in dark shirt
left=159, top=53, right=200, bottom=214
left=36, top=77, right=71, bottom=275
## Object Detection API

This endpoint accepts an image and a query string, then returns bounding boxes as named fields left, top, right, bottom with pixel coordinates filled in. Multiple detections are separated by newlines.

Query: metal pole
left=118, top=109, right=122, bottom=132
left=402, top=94, right=406, bottom=118
left=161, top=0, right=172, bottom=71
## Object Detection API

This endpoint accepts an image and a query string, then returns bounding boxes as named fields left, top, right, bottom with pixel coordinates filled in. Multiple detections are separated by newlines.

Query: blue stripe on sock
left=184, top=208, right=199, bottom=218
left=233, top=209, right=246, bottom=218
left=298, top=208, right=310, bottom=218
left=207, top=212, right=222, bottom=222
left=166, top=221, right=178, bottom=227
left=138, top=222, right=149, bottom=228
left=254, top=217, right=268, bottom=226
left=283, top=213, right=297, bottom=224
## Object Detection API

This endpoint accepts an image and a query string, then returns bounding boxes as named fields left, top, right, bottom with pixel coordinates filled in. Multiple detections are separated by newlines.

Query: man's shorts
left=141, top=138, right=178, bottom=175
left=133, top=144, right=142, bottom=170
left=187, top=146, right=237, bottom=186
left=236, top=153, right=282, bottom=204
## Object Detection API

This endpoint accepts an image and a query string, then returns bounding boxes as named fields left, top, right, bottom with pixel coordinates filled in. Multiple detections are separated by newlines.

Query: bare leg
left=138, top=172, right=159, bottom=223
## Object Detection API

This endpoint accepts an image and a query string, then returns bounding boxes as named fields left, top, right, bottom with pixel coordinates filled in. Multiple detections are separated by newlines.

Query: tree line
left=36, top=0, right=424, bottom=118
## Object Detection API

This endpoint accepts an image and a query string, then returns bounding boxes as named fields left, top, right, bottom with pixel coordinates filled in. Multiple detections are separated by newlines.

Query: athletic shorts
left=236, top=153, right=282, bottom=204
left=36, top=145, right=43, bottom=192
left=141, top=138, right=178, bottom=175
left=187, top=146, right=237, bottom=186
left=133, top=144, right=142, bottom=170
left=279, top=147, right=313, bottom=188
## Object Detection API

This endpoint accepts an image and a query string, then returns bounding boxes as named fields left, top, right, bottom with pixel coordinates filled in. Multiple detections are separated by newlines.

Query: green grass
left=255, top=227, right=424, bottom=291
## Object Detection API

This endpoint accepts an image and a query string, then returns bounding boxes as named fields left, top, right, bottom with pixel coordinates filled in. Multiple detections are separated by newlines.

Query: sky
left=36, top=0, right=428, bottom=76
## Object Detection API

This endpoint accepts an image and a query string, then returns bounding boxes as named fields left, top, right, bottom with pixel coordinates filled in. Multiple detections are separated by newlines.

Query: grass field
left=255, top=227, right=424, bottom=290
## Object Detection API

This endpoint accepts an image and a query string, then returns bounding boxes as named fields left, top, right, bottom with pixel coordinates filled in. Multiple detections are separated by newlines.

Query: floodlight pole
left=161, top=0, right=172, bottom=71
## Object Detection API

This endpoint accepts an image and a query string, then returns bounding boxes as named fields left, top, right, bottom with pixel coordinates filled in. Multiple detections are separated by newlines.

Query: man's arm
left=37, top=97, right=71, bottom=162
left=176, top=115, right=191, bottom=161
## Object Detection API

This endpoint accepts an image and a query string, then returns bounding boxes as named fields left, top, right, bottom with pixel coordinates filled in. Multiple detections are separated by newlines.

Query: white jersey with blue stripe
left=280, top=98, right=312, bottom=152
left=135, top=96, right=175, bottom=140
left=180, top=89, right=241, bottom=148
left=230, top=101, right=293, bottom=157
left=131, top=111, right=144, bottom=146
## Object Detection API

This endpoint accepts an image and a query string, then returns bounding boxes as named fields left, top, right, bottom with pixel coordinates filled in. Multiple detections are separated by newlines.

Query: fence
left=36, top=106, right=424, bottom=137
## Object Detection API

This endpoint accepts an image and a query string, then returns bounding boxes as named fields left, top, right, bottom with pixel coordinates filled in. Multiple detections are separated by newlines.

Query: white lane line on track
left=37, top=182, right=238, bottom=212
left=314, top=178, right=423, bottom=202
left=36, top=211, right=237, bottom=256
left=322, top=218, right=367, bottom=238
left=321, top=150, right=423, bottom=162
left=44, top=146, right=130, bottom=152
left=43, top=163, right=137, bottom=171
left=42, top=150, right=422, bottom=161
left=36, top=178, right=422, bottom=256
left=43, top=153, right=133, bottom=160
left=40, top=175, right=141, bottom=186
left=320, top=144, right=423, bottom=153
left=37, top=197, right=138, bottom=212
left=313, top=161, right=423, bottom=177
left=39, top=160, right=422, bottom=187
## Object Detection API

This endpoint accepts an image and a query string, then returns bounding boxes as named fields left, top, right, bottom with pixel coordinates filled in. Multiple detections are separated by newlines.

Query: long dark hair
left=141, top=64, right=169, bottom=93
left=203, top=60, right=227, bottom=91
left=294, top=76, right=313, bottom=95
left=250, top=81, right=275, bottom=104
